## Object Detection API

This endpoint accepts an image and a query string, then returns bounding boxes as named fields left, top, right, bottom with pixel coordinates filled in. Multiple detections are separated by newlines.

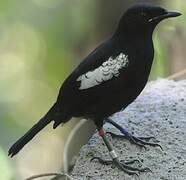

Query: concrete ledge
left=71, top=79, right=186, bottom=180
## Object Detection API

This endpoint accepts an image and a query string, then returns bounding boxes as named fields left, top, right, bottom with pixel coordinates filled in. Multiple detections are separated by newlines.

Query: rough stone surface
left=71, top=79, right=186, bottom=180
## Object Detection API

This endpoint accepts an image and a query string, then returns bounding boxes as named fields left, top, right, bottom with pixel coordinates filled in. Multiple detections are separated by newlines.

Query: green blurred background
left=0, top=0, right=185, bottom=179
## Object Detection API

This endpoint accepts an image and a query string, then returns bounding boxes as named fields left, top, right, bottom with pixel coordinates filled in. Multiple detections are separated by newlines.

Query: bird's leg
left=106, top=118, right=163, bottom=150
left=91, top=128, right=151, bottom=175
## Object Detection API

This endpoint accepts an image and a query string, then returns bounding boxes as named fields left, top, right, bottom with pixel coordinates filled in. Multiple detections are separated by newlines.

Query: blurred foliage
left=0, top=147, right=13, bottom=180
left=0, top=0, right=185, bottom=179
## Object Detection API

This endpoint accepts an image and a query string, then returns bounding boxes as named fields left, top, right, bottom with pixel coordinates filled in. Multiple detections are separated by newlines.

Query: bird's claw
left=91, top=156, right=151, bottom=176
left=106, top=131, right=163, bottom=150
left=90, top=156, right=113, bottom=165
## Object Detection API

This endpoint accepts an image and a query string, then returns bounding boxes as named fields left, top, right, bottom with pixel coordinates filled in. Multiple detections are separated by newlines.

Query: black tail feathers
left=8, top=103, right=58, bottom=157
left=53, top=113, right=71, bottom=129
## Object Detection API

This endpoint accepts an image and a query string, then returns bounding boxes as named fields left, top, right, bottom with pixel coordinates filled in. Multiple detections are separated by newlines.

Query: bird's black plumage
left=8, top=4, right=181, bottom=162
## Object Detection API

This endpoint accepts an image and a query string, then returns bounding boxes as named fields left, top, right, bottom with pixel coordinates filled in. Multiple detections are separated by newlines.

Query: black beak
left=149, top=11, right=182, bottom=22
left=163, top=11, right=182, bottom=18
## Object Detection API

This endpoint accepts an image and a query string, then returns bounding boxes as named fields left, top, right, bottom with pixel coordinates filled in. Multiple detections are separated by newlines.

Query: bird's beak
left=149, top=11, right=182, bottom=22
left=162, top=11, right=182, bottom=18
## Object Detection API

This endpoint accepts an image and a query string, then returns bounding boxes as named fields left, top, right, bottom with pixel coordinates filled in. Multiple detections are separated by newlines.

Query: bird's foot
left=91, top=157, right=151, bottom=176
left=106, top=131, right=163, bottom=150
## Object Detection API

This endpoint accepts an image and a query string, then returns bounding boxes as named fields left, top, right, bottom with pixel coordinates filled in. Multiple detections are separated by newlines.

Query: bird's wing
left=63, top=41, right=130, bottom=91
left=56, top=39, right=133, bottom=109
left=76, top=52, right=129, bottom=90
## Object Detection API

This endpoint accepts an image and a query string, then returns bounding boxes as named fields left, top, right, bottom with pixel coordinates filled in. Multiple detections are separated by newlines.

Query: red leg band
left=98, top=129, right=105, bottom=137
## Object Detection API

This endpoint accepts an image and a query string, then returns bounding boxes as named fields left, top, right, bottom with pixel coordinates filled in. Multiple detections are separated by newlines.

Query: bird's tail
left=8, top=103, right=58, bottom=157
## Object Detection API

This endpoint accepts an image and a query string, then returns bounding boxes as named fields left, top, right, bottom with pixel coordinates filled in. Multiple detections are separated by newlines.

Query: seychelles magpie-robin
left=9, top=4, right=181, bottom=175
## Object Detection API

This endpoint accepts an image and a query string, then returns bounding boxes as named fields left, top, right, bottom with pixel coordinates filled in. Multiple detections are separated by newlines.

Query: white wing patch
left=77, top=53, right=129, bottom=90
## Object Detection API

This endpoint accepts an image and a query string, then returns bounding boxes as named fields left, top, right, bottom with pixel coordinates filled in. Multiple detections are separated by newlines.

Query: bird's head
left=116, top=4, right=181, bottom=35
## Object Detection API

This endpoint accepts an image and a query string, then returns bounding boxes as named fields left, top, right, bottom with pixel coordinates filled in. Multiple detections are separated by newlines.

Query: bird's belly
left=69, top=61, right=152, bottom=120
left=80, top=75, right=148, bottom=120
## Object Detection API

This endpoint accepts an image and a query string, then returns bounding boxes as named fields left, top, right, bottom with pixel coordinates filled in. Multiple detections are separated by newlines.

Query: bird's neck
left=112, top=29, right=155, bottom=70
left=113, top=27, right=154, bottom=41
left=112, top=29, right=154, bottom=53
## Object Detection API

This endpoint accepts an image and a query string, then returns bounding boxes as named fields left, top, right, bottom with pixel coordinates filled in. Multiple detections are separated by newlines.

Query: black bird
left=8, top=4, right=181, bottom=175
